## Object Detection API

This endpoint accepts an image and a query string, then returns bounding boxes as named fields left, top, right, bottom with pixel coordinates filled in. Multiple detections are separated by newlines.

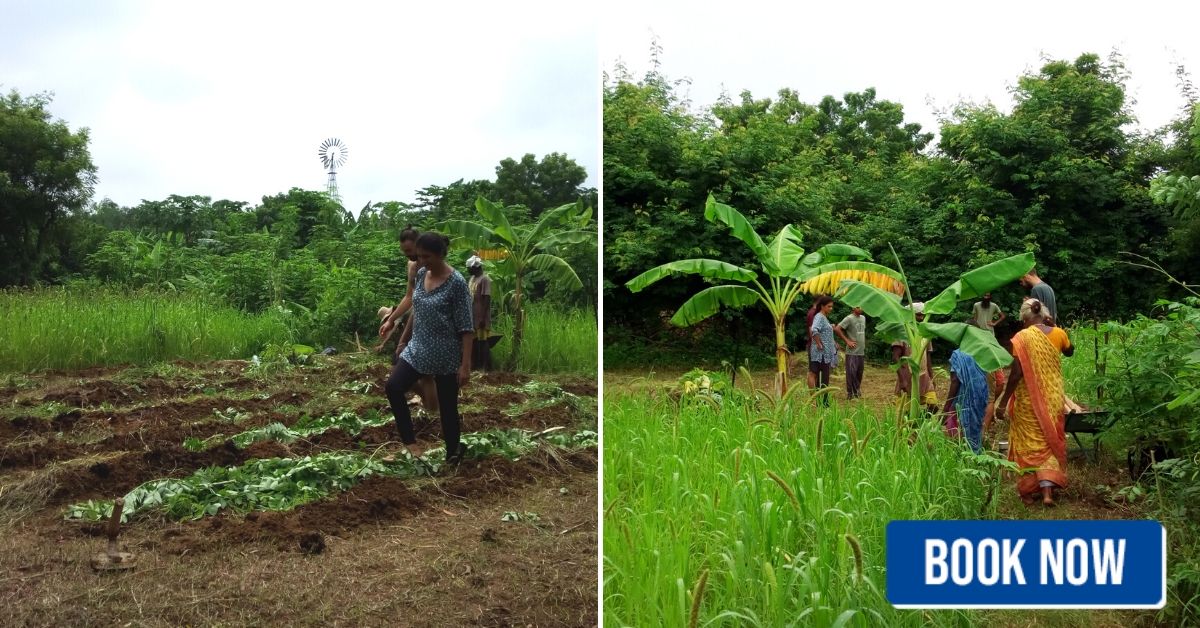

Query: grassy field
left=0, top=287, right=598, bottom=376
left=604, top=361, right=1163, bottom=627
left=492, top=304, right=598, bottom=375
left=0, top=287, right=295, bottom=372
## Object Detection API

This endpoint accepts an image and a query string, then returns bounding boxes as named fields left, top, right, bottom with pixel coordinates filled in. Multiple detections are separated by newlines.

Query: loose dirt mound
left=39, top=377, right=182, bottom=407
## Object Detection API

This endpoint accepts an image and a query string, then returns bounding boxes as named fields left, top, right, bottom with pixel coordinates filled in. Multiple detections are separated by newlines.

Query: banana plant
left=834, top=248, right=1036, bottom=421
left=626, top=194, right=905, bottom=397
left=442, top=197, right=595, bottom=371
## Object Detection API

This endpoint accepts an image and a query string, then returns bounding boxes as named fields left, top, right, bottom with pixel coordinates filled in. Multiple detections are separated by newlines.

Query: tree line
left=604, top=51, right=1200, bottom=363
left=0, top=88, right=597, bottom=346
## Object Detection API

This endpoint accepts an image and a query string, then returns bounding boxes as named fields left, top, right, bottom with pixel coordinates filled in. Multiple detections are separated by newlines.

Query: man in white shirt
left=968, top=293, right=1005, bottom=336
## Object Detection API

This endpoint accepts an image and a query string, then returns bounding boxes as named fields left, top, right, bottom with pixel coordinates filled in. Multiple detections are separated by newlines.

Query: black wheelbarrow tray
left=1064, top=409, right=1109, bottom=462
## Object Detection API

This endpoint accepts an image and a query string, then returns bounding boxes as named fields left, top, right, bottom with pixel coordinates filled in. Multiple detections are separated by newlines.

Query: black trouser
left=385, top=358, right=460, bottom=456
left=809, top=360, right=832, bottom=406
left=472, top=338, right=492, bottom=371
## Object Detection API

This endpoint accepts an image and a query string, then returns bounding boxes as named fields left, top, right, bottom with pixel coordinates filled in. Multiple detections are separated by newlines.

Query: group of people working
left=373, top=227, right=495, bottom=466
left=803, top=267, right=1073, bottom=507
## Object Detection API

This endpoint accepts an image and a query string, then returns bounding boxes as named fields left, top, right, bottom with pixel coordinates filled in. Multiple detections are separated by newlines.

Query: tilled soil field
left=0, top=355, right=597, bottom=627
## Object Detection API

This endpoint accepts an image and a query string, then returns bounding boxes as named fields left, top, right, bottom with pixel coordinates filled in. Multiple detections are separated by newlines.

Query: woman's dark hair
left=399, top=225, right=420, bottom=243
left=815, top=295, right=834, bottom=309
left=415, top=231, right=451, bottom=257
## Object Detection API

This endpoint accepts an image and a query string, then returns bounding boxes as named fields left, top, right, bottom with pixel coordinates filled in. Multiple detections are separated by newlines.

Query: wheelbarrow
left=1064, top=409, right=1109, bottom=463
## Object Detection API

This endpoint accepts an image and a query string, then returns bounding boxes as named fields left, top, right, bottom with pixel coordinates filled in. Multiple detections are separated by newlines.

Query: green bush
left=1084, top=298, right=1200, bottom=624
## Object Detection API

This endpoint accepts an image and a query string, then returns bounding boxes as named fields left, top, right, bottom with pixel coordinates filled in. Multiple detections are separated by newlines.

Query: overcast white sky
left=602, top=0, right=1200, bottom=143
left=2, top=1, right=599, bottom=213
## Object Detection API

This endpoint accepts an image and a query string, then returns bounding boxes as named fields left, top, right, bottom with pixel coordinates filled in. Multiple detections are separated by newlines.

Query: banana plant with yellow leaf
left=626, top=195, right=905, bottom=397
left=833, top=248, right=1036, bottom=421
left=442, top=197, right=595, bottom=371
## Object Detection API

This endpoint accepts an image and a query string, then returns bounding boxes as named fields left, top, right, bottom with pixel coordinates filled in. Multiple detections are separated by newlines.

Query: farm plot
left=0, top=355, right=597, bottom=627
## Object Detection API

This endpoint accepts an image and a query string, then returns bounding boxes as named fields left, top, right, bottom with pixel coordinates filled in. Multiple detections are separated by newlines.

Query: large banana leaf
left=764, top=224, right=806, bottom=276
left=441, top=220, right=500, bottom=248
left=836, top=280, right=911, bottom=323
left=795, top=261, right=906, bottom=294
left=535, top=229, right=596, bottom=251
left=874, top=319, right=908, bottom=344
left=626, top=259, right=757, bottom=293
left=703, top=195, right=773, bottom=271
left=474, top=197, right=517, bottom=245
left=924, top=253, right=1035, bottom=315
left=528, top=201, right=580, bottom=245
left=921, top=322, right=1014, bottom=372
left=801, top=243, right=872, bottom=267
left=575, top=204, right=594, bottom=226
left=670, top=285, right=761, bottom=326
left=527, top=254, right=582, bottom=291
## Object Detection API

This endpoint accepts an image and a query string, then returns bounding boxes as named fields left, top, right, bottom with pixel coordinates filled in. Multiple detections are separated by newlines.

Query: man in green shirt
left=837, top=306, right=866, bottom=399
left=969, top=293, right=1005, bottom=336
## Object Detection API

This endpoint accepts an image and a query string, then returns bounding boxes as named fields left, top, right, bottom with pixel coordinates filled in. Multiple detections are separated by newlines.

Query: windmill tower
left=318, top=138, right=348, bottom=203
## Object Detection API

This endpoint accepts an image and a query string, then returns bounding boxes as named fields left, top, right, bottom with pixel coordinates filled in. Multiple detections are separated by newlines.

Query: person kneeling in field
left=945, top=349, right=989, bottom=453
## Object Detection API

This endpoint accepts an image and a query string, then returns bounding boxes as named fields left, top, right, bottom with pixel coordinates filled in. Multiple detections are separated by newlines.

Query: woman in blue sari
left=946, top=349, right=989, bottom=453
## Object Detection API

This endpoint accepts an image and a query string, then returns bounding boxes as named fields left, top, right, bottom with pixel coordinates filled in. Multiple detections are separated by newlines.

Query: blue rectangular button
left=886, top=520, right=1165, bottom=608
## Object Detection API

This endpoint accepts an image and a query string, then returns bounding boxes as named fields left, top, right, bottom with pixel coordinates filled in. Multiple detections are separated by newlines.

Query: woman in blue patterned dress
left=809, top=295, right=853, bottom=405
left=387, top=232, right=475, bottom=465
left=946, top=349, right=990, bottom=453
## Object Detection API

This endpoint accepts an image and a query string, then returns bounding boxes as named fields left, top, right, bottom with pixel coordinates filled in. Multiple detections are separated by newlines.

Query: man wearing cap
left=467, top=255, right=493, bottom=371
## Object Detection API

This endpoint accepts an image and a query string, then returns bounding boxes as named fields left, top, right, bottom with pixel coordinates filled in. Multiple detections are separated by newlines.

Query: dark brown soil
left=120, top=449, right=595, bottom=558
left=0, top=357, right=595, bottom=627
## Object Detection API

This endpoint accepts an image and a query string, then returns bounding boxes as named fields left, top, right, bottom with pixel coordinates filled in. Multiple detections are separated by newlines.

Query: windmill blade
left=318, top=138, right=347, bottom=170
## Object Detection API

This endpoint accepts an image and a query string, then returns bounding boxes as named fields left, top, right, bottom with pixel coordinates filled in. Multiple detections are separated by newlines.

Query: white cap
left=466, top=255, right=483, bottom=268
left=910, top=302, right=925, bottom=314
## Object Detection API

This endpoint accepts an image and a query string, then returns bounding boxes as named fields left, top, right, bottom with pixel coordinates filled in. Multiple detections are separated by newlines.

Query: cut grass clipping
left=183, top=409, right=393, bottom=452
left=67, top=427, right=598, bottom=523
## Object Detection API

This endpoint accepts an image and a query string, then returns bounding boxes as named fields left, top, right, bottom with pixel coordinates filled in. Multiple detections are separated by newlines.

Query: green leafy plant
left=248, top=342, right=315, bottom=377
left=627, top=195, right=903, bottom=396
left=675, top=368, right=728, bottom=406
left=68, top=426, right=598, bottom=523
left=442, top=197, right=595, bottom=370
left=834, top=248, right=1035, bottom=420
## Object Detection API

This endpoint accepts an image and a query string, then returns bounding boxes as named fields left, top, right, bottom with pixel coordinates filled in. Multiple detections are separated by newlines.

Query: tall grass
left=603, top=385, right=1007, bottom=627
left=0, top=287, right=294, bottom=372
left=491, top=304, right=597, bottom=375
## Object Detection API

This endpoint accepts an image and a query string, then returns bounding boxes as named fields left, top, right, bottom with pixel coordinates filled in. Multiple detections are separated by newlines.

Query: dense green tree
left=0, top=90, right=97, bottom=285
left=933, top=53, right=1170, bottom=321
left=414, top=179, right=499, bottom=224
left=603, top=63, right=932, bottom=353
left=605, top=50, right=1189, bottom=365
left=493, top=152, right=591, bottom=217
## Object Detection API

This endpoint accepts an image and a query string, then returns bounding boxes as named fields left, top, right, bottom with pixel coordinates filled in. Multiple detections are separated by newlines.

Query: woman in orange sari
left=994, top=298, right=1067, bottom=506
